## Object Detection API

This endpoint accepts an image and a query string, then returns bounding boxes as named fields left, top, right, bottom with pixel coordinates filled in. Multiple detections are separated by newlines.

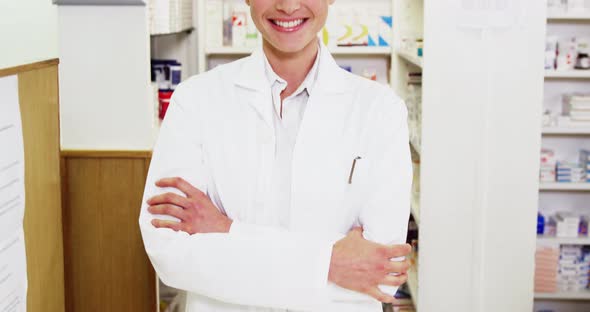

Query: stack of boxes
left=535, top=245, right=559, bottom=293
left=557, top=245, right=590, bottom=292
left=540, top=149, right=557, bottom=182
left=556, top=213, right=587, bottom=238
left=557, top=161, right=586, bottom=183
left=539, top=149, right=589, bottom=183
left=535, top=244, right=590, bottom=293
left=149, top=0, right=193, bottom=35
left=560, top=94, right=590, bottom=128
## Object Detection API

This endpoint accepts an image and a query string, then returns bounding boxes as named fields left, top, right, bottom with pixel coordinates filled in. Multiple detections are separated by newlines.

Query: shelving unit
left=536, top=7, right=590, bottom=312
left=406, top=267, right=419, bottom=304
left=391, top=1, right=423, bottom=308
left=395, top=47, right=423, bottom=69
left=410, top=194, right=420, bottom=226
left=539, top=182, right=590, bottom=191
left=542, top=127, right=590, bottom=135
left=545, top=70, right=590, bottom=79
left=537, top=235, right=590, bottom=245
left=548, top=13, right=590, bottom=21
left=535, top=291, right=590, bottom=301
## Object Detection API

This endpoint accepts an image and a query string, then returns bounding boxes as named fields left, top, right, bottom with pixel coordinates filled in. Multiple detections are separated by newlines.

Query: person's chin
left=270, top=38, right=316, bottom=54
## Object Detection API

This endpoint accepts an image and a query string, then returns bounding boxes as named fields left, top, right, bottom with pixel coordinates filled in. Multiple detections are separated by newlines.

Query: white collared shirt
left=263, top=48, right=321, bottom=228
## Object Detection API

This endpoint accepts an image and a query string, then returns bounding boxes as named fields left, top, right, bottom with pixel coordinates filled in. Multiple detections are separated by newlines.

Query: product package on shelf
left=535, top=244, right=559, bottom=293
left=539, top=149, right=589, bottom=183
left=149, top=0, right=193, bottom=35
left=546, top=36, right=590, bottom=71
left=151, top=59, right=182, bottom=120
left=539, top=211, right=590, bottom=238
left=321, top=2, right=391, bottom=48
left=557, top=161, right=586, bottom=183
left=557, top=245, right=590, bottom=292
left=540, top=149, right=557, bottom=182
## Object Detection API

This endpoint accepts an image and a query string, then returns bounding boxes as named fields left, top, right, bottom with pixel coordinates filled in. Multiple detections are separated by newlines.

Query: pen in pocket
left=348, top=156, right=362, bottom=184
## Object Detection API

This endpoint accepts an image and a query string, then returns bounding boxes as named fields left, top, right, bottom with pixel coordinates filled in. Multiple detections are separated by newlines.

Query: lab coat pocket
left=343, top=154, right=367, bottom=224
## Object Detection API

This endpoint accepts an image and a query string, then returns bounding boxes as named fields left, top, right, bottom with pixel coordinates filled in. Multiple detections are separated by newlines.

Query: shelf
left=150, top=27, right=194, bottom=37
left=205, top=46, right=392, bottom=56
left=330, top=46, right=392, bottom=55
left=547, top=13, right=590, bottom=21
left=535, top=290, right=590, bottom=300
left=407, top=267, right=418, bottom=307
left=411, top=195, right=420, bottom=226
left=396, top=48, right=423, bottom=69
left=542, top=127, right=590, bottom=135
left=537, top=235, right=590, bottom=245
left=410, top=136, right=421, bottom=155
left=545, top=70, right=590, bottom=79
left=539, top=183, right=590, bottom=191
left=206, top=47, right=255, bottom=55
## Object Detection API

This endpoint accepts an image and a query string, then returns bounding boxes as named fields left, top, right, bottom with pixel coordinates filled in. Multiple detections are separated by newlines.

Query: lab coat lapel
left=290, top=44, right=355, bottom=232
left=233, top=48, right=274, bottom=129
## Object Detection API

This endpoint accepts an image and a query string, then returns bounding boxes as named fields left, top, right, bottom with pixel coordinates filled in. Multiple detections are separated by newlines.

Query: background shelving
left=536, top=4, right=590, bottom=311
left=197, top=0, right=396, bottom=86
left=539, top=183, right=590, bottom=191
left=537, top=235, right=590, bottom=245
left=535, top=291, right=590, bottom=301
left=545, top=70, right=590, bottom=79
left=542, top=127, right=590, bottom=135
left=548, top=13, right=590, bottom=21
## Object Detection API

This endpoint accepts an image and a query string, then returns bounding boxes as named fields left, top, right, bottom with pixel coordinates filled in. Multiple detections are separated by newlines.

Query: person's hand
left=147, top=177, right=232, bottom=234
left=328, top=227, right=411, bottom=303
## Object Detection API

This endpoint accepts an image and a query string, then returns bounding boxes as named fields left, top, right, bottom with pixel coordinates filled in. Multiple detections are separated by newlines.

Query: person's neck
left=263, top=39, right=319, bottom=99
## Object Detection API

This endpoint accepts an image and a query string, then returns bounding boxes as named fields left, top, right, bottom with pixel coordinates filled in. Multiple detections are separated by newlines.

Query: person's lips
left=268, top=18, right=309, bottom=32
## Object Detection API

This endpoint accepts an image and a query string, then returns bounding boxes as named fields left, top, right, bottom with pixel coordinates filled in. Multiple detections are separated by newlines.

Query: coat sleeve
left=316, top=89, right=412, bottom=302
left=139, top=83, right=341, bottom=310
left=359, top=90, right=412, bottom=296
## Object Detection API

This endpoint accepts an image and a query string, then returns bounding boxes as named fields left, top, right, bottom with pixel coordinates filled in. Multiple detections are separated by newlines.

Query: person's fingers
left=147, top=192, right=191, bottom=209
left=151, top=219, right=183, bottom=232
left=366, top=287, right=396, bottom=304
left=381, top=273, right=408, bottom=287
left=387, top=243, right=412, bottom=258
left=148, top=204, right=187, bottom=221
left=155, top=177, right=205, bottom=198
left=386, top=259, right=411, bottom=274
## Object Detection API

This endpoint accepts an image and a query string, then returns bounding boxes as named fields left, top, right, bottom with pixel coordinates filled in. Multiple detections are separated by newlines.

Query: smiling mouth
left=269, top=18, right=309, bottom=31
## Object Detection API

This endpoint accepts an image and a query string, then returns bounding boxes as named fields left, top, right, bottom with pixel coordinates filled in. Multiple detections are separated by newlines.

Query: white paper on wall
left=0, top=75, right=27, bottom=312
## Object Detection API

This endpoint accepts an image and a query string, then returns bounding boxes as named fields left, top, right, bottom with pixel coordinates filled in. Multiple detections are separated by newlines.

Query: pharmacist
left=139, top=0, right=413, bottom=311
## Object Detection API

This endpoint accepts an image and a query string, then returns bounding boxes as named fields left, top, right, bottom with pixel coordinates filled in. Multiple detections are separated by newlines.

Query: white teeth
left=274, top=19, right=304, bottom=29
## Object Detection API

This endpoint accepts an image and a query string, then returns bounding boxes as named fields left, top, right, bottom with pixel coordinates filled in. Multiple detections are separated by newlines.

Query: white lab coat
left=139, top=43, right=412, bottom=312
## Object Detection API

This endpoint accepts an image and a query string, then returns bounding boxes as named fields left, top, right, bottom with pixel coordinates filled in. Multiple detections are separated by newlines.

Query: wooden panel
left=61, top=150, right=152, bottom=159
left=18, top=64, right=65, bottom=311
left=62, top=156, right=156, bottom=312
left=0, top=59, right=59, bottom=78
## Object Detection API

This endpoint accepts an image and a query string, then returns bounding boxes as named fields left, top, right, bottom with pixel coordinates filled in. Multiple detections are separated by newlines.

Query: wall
left=58, top=5, right=155, bottom=150
left=0, top=0, right=59, bottom=69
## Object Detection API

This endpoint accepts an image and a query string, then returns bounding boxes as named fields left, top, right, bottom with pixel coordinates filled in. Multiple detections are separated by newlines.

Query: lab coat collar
left=234, top=40, right=348, bottom=95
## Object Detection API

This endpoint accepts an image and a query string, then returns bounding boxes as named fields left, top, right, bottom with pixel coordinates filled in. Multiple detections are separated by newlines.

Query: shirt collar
left=263, top=42, right=321, bottom=96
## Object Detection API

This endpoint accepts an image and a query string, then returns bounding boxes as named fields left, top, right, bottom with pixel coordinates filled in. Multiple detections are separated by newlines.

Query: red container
left=158, top=90, right=173, bottom=120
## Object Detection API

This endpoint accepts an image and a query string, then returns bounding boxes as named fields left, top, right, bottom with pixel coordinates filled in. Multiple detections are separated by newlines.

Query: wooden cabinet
left=61, top=151, right=156, bottom=312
